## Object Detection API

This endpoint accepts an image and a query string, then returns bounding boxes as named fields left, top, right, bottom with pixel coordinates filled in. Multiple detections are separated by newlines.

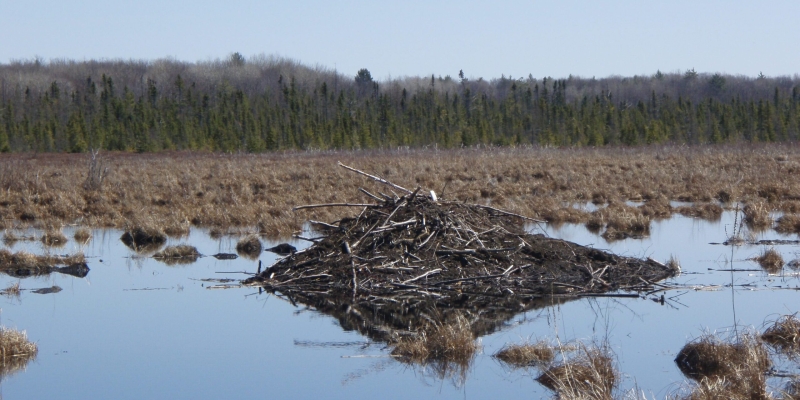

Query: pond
left=0, top=209, right=798, bottom=399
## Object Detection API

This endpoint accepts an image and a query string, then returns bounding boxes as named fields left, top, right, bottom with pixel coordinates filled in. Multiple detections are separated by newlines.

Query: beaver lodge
left=243, top=163, right=678, bottom=342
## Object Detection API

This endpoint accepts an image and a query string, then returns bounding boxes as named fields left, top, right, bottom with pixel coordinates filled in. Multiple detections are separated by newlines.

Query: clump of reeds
left=41, top=229, right=67, bottom=247
left=0, top=327, right=37, bottom=378
left=674, top=333, right=770, bottom=399
left=0, top=282, right=20, bottom=298
left=153, top=245, right=200, bottom=265
left=120, top=225, right=167, bottom=252
left=666, top=255, right=682, bottom=276
left=2, top=231, right=35, bottom=246
left=676, top=203, right=724, bottom=221
left=754, top=247, right=784, bottom=273
left=390, top=315, right=479, bottom=383
left=743, top=202, right=773, bottom=230
left=73, top=227, right=92, bottom=244
left=536, top=343, right=617, bottom=400
left=236, top=234, right=262, bottom=259
left=775, top=214, right=800, bottom=234
left=494, top=340, right=555, bottom=368
left=0, top=250, right=86, bottom=274
left=762, top=314, right=800, bottom=358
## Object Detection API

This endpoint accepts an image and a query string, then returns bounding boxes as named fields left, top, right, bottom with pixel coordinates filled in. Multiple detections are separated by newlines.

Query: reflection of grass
left=236, top=235, right=262, bottom=259
left=762, top=314, right=800, bottom=359
left=493, top=340, right=554, bottom=367
left=0, top=282, right=20, bottom=298
left=755, top=248, right=784, bottom=273
left=674, top=333, right=770, bottom=399
left=0, top=327, right=37, bottom=379
left=390, top=316, right=479, bottom=385
left=73, top=227, right=92, bottom=244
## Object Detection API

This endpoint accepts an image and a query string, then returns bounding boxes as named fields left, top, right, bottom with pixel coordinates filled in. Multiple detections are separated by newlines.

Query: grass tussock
left=236, top=235, right=262, bottom=259
left=666, top=255, right=682, bottom=276
left=41, top=230, right=67, bottom=247
left=536, top=343, right=617, bottom=400
left=0, top=249, right=86, bottom=273
left=494, top=341, right=555, bottom=367
left=0, top=282, right=20, bottom=298
left=674, top=333, right=770, bottom=400
left=743, top=202, right=773, bottom=231
left=153, top=245, right=200, bottom=265
left=676, top=203, right=724, bottom=221
left=390, top=315, right=479, bottom=383
left=762, top=314, right=800, bottom=358
left=120, top=224, right=167, bottom=252
left=73, top=227, right=92, bottom=244
left=0, top=327, right=37, bottom=378
left=775, top=214, right=800, bottom=234
left=754, top=247, right=784, bottom=273
left=1, top=145, right=800, bottom=237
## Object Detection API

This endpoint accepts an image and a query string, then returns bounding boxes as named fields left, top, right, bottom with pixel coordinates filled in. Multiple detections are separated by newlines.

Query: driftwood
left=243, top=163, right=678, bottom=341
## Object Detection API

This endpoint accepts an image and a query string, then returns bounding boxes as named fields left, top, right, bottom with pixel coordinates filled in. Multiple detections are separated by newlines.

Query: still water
left=0, top=211, right=798, bottom=399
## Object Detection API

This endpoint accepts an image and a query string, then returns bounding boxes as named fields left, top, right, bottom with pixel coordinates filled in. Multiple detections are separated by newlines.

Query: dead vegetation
left=743, top=202, right=773, bottom=231
left=120, top=224, right=167, bottom=252
left=762, top=314, right=800, bottom=358
left=0, top=145, right=798, bottom=237
left=153, top=245, right=200, bottom=265
left=0, top=250, right=89, bottom=278
left=536, top=343, right=617, bottom=400
left=675, top=203, right=724, bottom=221
left=674, top=333, right=771, bottom=399
left=754, top=248, right=784, bottom=273
left=0, top=282, right=20, bottom=298
left=236, top=235, right=262, bottom=259
left=0, top=327, right=37, bottom=379
left=73, top=227, right=92, bottom=244
left=493, top=340, right=555, bottom=367
left=390, top=315, right=479, bottom=382
left=776, top=214, right=800, bottom=234
left=41, top=229, right=67, bottom=247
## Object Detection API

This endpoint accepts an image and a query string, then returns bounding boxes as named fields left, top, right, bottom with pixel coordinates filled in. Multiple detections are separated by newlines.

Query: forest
left=0, top=53, right=799, bottom=153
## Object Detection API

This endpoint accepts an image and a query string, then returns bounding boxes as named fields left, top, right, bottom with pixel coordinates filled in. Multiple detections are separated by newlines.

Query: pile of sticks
left=243, top=163, right=676, bottom=303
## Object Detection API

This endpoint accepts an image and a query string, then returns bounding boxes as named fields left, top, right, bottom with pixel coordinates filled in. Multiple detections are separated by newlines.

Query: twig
left=338, top=162, right=413, bottom=194
left=294, top=203, right=378, bottom=211
left=401, top=268, right=442, bottom=284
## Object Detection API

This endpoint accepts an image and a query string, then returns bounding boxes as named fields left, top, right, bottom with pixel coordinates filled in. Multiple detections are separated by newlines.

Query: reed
left=754, top=248, right=784, bottom=273
left=494, top=340, right=555, bottom=367
left=0, top=327, right=37, bottom=378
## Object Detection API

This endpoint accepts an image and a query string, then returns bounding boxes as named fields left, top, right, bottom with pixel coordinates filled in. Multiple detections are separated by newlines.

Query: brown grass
left=762, top=314, right=800, bottom=358
left=666, top=255, right=682, bottom=276
left=743, top=202, right=773, bottom=230
left=0, top=145, right=798, bottom=237
left=676, top=203, right=724, bottom=221
left=120, top=223, right=167, bottom=252
left=0, top=327, right=37, bottom=378
left=390, top=315, right=479, bottom=383
left=153, top=245, right=200, bottom=265
left=754, top=247, right=784, bottom=273
left=776, top=214, right=800, bottom=234
left=674, top=333, right=770, bottom=399
left=0, top=250, right=86, bottom=275
left=0, top=282, right=20, bottom=298
left=536, top=343, right=617, bottom=400
left=73, top=227, right=92, bottom=244
left=494, top=340, right=555, bottom=367
left=41, top=229, right=67, bottom=247
left=236, top=235, right=262, bottom=259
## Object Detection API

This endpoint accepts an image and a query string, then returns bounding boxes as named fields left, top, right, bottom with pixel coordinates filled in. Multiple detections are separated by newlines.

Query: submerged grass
left=236, top=235, right=262, bottom=259
left=0, top=327, right=37, bottom=378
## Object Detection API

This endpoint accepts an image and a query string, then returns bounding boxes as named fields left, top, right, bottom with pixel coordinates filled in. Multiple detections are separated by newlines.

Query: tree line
left=1, top=54, right=799, bottom=153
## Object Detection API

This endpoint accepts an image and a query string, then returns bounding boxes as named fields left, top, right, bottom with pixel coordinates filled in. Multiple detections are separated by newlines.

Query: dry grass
left=0, top=250, right=86, bottom=277
left=536, top=343, right=618, bottom=400
left=73, top=227, right=92, bottom=244
left=390, top=315, right=479, bottom=383
left=743, top=202, right=773, bottom=231
left=762, top=314, right=800, bottom=358
left=754, top=248, right=784, bottom=273
left=494, top=340, right=555, bottom=367
left=0, top=145, right=798, bottom=237
left=236, top=235, right=263, bottom=259
left=674, top=333, right=770, bottom=400
left=153, top=245, right=200, bottom=265
left=666, top=255, right=682, bottom=276
left=776, top=214, right=800, bottom=234
left=0, top=327, right=37, bottom=378
left=0, top=282, right=20, bottom=298
left=675, top=203, right=724, bottom=221
left=120, top=223, right=167, bottom=252
left=41, top=229, right=67, bottom=247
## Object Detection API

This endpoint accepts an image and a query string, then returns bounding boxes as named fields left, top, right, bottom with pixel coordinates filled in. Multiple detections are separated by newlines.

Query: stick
left=338, top=162, right=413, bottom=194
left=359, top=188, right=384, bottom=202
left=464, top=203, right=545, bottom=222
left=293, top=203, right=378, bottom=211
left=401, top=268, right=442, bottom=284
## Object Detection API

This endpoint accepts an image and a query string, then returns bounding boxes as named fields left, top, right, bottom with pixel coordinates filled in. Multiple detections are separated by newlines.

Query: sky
left=2, top=0, right=799, bottom=81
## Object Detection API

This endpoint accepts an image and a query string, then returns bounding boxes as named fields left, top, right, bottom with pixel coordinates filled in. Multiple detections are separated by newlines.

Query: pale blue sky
left=2, top=0, right=798, bottom=80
